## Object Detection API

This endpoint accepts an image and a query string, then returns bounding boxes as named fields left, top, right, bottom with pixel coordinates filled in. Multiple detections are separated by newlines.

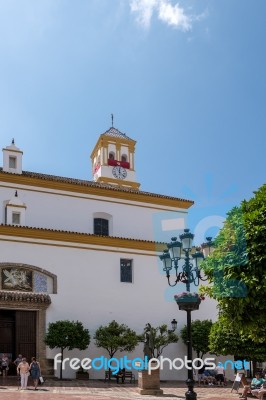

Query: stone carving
left=2, top=268, right=32, bottom=291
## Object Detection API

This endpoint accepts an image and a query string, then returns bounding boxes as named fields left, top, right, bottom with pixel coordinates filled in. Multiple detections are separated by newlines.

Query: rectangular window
left=12, top=212, right=20, bottom=225
left=94, top=218, right=109, bottom=236
left=120, top=259, right=133, bottom=283
left=9, top=156, right=17, bottom=169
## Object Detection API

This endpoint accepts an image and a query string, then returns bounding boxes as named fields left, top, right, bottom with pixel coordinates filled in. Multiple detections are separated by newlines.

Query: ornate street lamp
left=168, top=318, right=178, bottom=333
left=159, top=229, right=213, bottom=400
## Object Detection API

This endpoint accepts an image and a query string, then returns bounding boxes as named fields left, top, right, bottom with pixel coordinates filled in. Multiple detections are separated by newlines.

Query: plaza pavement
left=0, top=377, right=242, bottom=400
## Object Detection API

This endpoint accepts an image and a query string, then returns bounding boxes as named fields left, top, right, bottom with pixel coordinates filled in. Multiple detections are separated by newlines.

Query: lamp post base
left=185, top=379, right=197, bottom=400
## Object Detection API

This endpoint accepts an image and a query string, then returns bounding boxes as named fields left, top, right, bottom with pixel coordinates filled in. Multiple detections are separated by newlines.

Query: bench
left=124, top=371, right=135, bottom=384
left=104, top=370, right=135, bottom=384
left=104, top=370, right=116, bottom=382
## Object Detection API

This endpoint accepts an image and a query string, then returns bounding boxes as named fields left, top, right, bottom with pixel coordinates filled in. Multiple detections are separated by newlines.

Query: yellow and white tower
left=91, top=126, right=140, bottom=189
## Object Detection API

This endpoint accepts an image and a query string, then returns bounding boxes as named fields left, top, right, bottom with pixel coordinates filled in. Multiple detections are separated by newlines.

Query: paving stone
left=0, top=376, right=241, bottom=400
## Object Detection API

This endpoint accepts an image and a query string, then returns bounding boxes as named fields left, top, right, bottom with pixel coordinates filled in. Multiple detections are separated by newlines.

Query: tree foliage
left=180, top=319, right=213, bottom=359
left=201, top=184, right=266, bottom=355
left=209, top=318, right=266, bottom=361
left=94, top=320, right=138, bottom=359
left=138, top=324, right=179, bottom=358
left=44, top=320, right=90, bottom=379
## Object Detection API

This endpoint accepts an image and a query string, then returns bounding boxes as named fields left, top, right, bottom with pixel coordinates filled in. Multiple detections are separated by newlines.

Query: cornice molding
left=0, top=290, right=51, bottom=306
left=0, top=224, right=166, bottom=253
left=2, top=148, right=23, bottom=154
left=6, top=204, right=27, bottom=209
left=0, top=171, right=193, bottom=209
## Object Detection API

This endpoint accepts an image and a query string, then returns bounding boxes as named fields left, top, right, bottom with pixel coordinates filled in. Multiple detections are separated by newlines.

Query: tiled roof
left=0, top=223, right=163, bottom=245
left=0, top=290, right=51, bottom=304
left=0, top=168, right=194, bottom=205
left=102, top=127, right=134, bottom=141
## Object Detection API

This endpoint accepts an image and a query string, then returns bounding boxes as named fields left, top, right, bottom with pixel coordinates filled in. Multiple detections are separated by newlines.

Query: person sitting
left=251, top=374, right=266, bottom=400
left=202, top=369, right=216, bottom=385
left=208, top=368, right=218, bottom=385
left=240, top=372, right=265, bottom=400
left=116, top=368, right=125, bottom=384
left=197, top=364, right=205, bottom=386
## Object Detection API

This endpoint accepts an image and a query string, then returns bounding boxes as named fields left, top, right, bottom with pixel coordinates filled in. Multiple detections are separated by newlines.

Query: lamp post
left=159, top=229, right=213, bottom=400
left=168, top=318, right=178, bottom=333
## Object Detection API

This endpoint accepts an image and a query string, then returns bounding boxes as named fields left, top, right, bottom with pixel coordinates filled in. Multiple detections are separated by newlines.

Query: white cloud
left=130, top=0, right=197, bottom=31
left=158, top=2, right=191, bottom=30
left=130, top=0, right=158, bottom=28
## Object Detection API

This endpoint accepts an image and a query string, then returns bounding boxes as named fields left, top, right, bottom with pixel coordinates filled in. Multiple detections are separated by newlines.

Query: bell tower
left=90, top=126, right=140, bottom=190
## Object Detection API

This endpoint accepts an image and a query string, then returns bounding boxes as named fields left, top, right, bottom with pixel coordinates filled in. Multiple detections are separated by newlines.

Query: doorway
left=0, top=309, right=36, bottom=368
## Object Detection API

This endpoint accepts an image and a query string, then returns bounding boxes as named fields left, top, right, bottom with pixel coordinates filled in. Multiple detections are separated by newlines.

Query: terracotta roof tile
left=0, top=168, right=194, bottom=204
left=0, top=223, right=164, bottom=246
left=102, top=127, right=134, bottom=141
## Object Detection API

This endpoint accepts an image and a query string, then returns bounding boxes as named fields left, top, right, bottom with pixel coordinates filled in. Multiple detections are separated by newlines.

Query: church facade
left=0, top=128, right=226, bottom=380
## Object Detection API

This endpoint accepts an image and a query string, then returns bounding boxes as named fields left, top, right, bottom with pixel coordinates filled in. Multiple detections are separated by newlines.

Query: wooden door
left=15, top=311, right=36, bottom=362
left=0, top=310, right=15, bottom=356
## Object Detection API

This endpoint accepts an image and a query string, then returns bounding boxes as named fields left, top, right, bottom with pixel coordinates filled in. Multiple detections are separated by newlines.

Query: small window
left=109, top=152, right=115, bottom=160
left=120, top=259, right=133, bottom=283
left=12, top=212, right=21, bottom=225
left=9, top=156, right=17, bottom=169
left=121, top=154, right=127, bottom=162
left=94, top=218, right=109, bottom=236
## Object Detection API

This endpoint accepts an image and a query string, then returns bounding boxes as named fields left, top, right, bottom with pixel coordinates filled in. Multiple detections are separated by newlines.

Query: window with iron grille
left=94, top=218, right=109, bottom=236
left=120, top=259, right=133, bottom=283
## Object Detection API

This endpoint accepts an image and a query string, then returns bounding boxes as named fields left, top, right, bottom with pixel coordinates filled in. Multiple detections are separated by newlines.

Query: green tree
left=44, top=320, right=90, bottom=380
left=201, top=184, right=266, bottom=355
left=180, top=319, right=213, bottom=359
left=209, top=318, right=266, bottom=361
left=94, top=320, right=138, bottom=359
left=138, top=324, right=179, bottom=358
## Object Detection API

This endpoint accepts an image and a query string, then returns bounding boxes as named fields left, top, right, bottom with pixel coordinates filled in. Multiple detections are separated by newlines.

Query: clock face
left=112, top=166, right=127, bottom=180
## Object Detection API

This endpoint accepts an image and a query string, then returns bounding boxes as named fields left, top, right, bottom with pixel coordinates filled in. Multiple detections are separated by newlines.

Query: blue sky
left=0, top=0, right=265, bottom=241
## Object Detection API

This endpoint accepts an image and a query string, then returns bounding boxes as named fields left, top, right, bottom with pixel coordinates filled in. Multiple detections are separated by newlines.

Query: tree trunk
left=60, top=348, right=64, bottom=380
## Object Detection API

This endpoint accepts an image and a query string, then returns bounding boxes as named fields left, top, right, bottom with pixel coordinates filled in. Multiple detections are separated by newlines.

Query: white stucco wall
left=0, top=236, right=236, bottom=381
left=0, top=182, right=188, bottom=241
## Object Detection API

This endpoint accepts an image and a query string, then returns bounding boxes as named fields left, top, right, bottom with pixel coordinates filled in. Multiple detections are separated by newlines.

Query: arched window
left=121, top=154, right=127, bottom=162
left=94, top=218, right=109, bottom=236
left=109, top=152, right=115, bottom=160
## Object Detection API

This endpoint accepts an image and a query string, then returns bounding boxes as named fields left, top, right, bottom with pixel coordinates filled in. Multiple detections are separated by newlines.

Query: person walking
left=1, top=354, right=9, bottom=377
left=29, top=357, right=41, bottom=390
left=14, top=354, right=23, bottom=367
left=17, top=358, right=30, bottom=390
left=14, top=354, right=23, bottom=388
left=215, top=363, right=225, bottom=386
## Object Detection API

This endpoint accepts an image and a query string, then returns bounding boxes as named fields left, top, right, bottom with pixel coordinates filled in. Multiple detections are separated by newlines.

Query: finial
left=15, top=190, right=18, bottom=197
left=111, top=114, right=114, bottom=127
left=12, top=138, right=15, bottom=145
